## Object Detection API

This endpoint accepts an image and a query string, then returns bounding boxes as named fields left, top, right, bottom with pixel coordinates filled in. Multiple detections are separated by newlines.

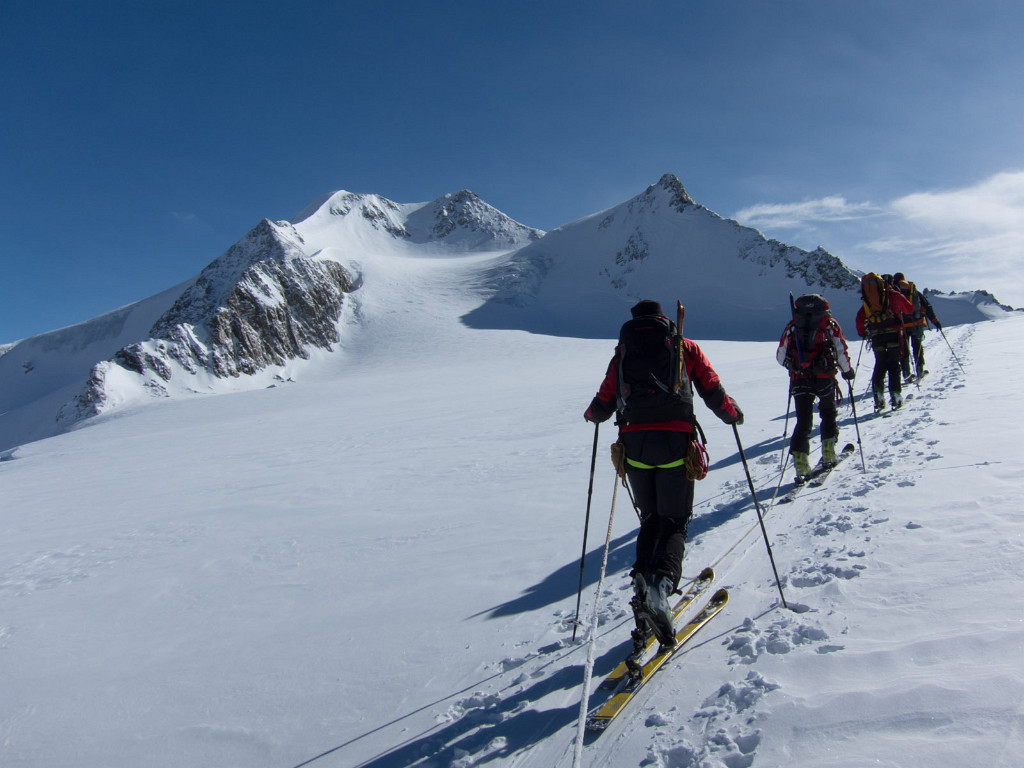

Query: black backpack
left=790, top=294, right=835, bottom=373
left=615, top=313, right=694, bottom=424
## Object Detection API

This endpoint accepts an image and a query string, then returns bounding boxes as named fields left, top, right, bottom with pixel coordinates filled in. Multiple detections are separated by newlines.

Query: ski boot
left=891, top=392, right=904, bottom=410
left=821, top=438, right=838, bottom=468
left=793, top=451, right=812, bottom=484
left=873, top=388, right=886, bottom=412
left=644, top=574, right=677, bottom=648
left=626, top=574, right=654, bottom=676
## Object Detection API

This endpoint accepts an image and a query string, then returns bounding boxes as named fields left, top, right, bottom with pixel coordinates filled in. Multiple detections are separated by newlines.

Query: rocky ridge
left=58, top=187, right=539, bottom=422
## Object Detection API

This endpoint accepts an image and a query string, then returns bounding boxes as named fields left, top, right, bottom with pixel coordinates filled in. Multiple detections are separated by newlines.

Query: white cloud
left=733, top=171, right=1024, bottom=307
left=890, top=171, right=1024, bottom=232
left=733, top=196, right=881, bottom=230
left=865, top=171, right=1024, bottom=303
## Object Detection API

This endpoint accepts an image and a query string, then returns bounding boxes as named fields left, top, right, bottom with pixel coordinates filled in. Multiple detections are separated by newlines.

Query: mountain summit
left=293, top=188, right=543, bottom=251
left=464, top=173, right=862, bottom=339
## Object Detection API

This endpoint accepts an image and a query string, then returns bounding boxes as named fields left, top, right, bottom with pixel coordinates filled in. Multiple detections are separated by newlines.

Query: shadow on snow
left=474, top=531, right=638, bottom=620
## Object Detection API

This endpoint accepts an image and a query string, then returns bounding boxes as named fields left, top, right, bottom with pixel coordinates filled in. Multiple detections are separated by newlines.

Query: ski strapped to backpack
left=675, top=301, right=685, bottom=396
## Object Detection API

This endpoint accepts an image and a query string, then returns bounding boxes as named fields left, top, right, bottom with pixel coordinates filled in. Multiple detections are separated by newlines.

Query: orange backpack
left=861, top=272, right=891, bottom=328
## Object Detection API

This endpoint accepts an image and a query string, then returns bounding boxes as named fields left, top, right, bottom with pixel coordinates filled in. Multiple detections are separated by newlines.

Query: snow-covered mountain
left=0, top=176, right=1014, bottom=454
left=464, top=174, right=1013, bottom=340
left=466, top=174, right=863, bottom=339
left=0, top=189, right=541, bottom=448
left=55, top=218, right=361, bottom=424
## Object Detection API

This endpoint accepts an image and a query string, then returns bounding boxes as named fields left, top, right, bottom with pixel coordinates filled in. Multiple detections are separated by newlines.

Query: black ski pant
left=621, top=430, right=694, bottom=590
left=901, top=329, right=925, bottom=377
left=790, top=376, right=838, bottom=455
left=871, top=336, right=903, bottom=396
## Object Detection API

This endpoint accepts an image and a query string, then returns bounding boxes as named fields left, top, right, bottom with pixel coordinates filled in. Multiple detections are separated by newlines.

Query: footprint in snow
left=662, top=672, right=778, bottom=768
left=643, top=674, right=772, bottom=768
left=438, top=692, right=504, bottom=726
left=726, top=615, right=835, bottom=664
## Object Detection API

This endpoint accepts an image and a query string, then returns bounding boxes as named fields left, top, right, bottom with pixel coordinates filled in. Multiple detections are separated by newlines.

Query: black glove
left=934, top=320, right=942, bottom=330
left=841, top=369, right=856, bottom=381
left=584, top=397, right=613, bottom=424
left=719, top=398, right=744, bottom=426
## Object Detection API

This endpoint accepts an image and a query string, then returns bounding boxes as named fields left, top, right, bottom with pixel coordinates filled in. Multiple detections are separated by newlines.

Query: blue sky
left=3, top=0, right=1022, bottom=342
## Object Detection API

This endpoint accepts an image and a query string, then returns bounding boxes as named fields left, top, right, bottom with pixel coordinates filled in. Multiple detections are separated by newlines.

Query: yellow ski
left=586, top=588, right=729, bottom=732
left=599, top=567, right=714, bottom=690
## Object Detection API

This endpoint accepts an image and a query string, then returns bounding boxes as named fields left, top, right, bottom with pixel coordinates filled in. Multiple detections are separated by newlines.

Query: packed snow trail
left=327, top=323, right=1019, bottom=768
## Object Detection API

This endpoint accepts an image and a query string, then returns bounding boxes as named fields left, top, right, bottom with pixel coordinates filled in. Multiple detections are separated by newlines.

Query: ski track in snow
left=339, top=328, right=979, bottom=768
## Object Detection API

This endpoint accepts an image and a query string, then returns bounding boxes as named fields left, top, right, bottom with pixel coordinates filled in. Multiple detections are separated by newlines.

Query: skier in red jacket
left=777, top=294, right=855, bottom=482
left=584, top=299, right=742, bottom=646
left=856, top=275, right=914, bottom=411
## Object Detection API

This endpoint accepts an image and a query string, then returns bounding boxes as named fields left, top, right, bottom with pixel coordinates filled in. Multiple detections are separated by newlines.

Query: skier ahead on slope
left=776, top=294, right=855, bottom=483
left=584, top=299, right=743, bottom=646
left=893, top=272, right=942, bottom=383
left=856, top=273, right=915, bottom=411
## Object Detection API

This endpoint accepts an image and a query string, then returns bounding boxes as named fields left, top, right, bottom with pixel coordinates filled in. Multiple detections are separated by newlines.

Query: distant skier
left=584, top=299, right=743, bottom=647
left=856, top=273, right=914, bottom=411
left=776, top=294, right=855, bottom=483
left=893, top=272, right=942, bottom=382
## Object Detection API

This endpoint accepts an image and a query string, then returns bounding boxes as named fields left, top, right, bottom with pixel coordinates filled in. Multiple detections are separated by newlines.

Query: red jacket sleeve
left=585, top=351, right=619, bottom=423
left=855, top=306, right=867, bottom=337
left=826, top=318, right=853, bottom=373
left=684, top=339, right=741, bottom=423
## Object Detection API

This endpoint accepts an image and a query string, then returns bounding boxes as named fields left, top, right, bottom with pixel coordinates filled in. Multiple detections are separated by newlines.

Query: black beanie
left=630, top=299, right=663, bottom=318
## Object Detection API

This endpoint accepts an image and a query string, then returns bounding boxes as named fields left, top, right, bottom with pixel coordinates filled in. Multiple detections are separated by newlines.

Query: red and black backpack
left=789, top=293, right=836, bottom=374
left=615, top=312, right=694, bottom=424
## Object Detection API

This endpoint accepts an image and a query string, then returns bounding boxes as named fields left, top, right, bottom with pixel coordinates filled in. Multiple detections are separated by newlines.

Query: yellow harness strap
left=625, top=457, right=687, bottom=470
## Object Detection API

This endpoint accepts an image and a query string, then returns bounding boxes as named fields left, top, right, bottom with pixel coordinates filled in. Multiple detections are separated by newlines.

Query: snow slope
left=1, top=236, right=1022, bottom=768
left=0, top=279, right=193, bottom=448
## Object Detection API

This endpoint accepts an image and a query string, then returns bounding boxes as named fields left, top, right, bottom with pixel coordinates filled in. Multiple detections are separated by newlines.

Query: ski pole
left=571, top=422, right=600, bottom=641
left=939, top=327, right=967, bottom=374
left=768, top=449, right=792, bottom=508
left=572, top=443, right=624, bottom=767
left=847, top=380, right=867, bottom=472
left=732, top=424, right=789, bottom=609
left=779, top=380, right=792, bottom=474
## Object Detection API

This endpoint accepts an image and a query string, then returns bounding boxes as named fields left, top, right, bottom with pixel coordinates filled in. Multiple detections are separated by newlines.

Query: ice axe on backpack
left=675, top=300, right=685, bottom=392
